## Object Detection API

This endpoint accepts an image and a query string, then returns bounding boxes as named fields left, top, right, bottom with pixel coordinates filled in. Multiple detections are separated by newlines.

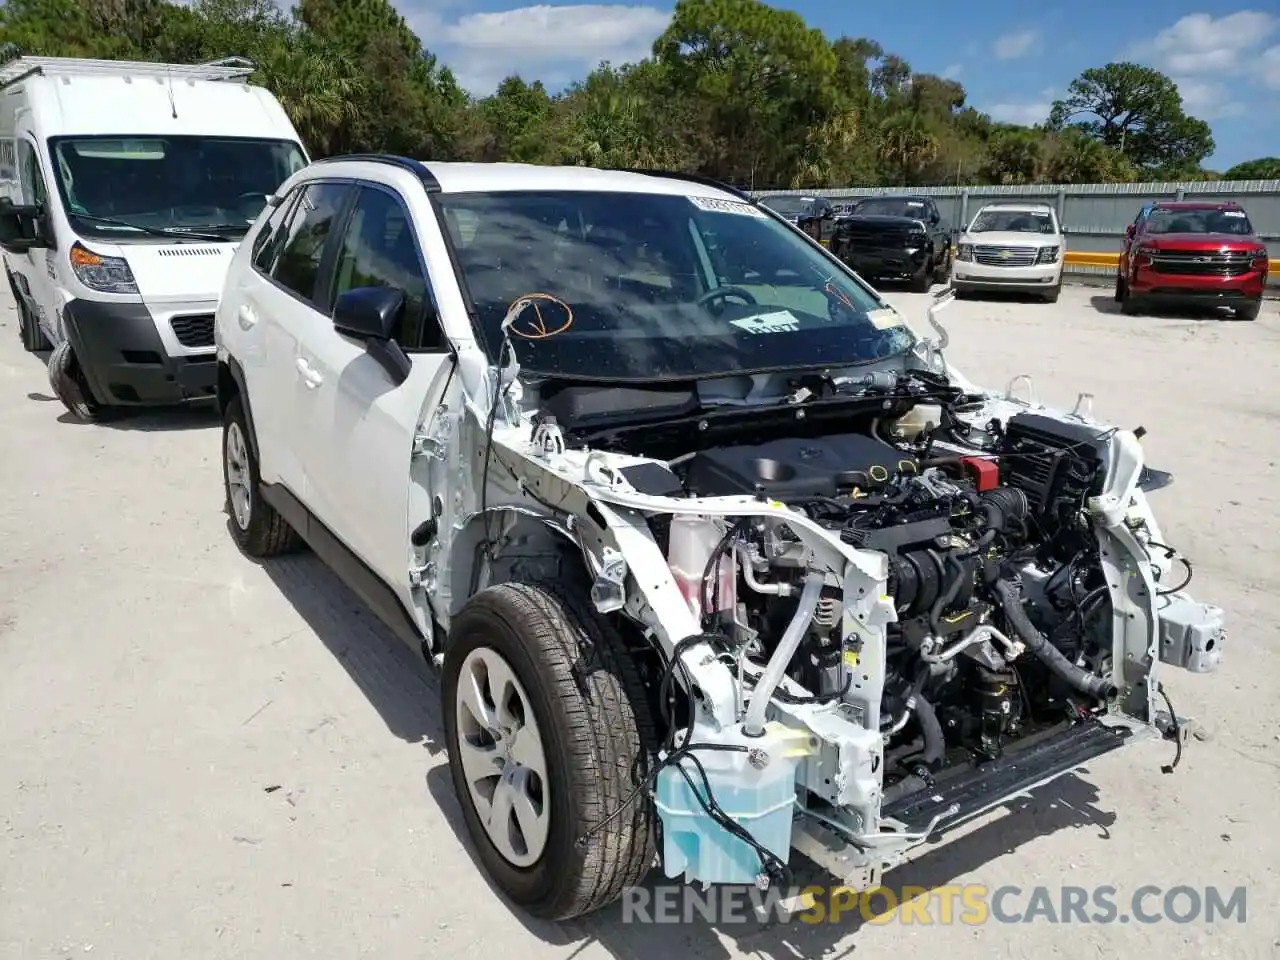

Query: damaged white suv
left=214, top=156, right=1225, bottom=921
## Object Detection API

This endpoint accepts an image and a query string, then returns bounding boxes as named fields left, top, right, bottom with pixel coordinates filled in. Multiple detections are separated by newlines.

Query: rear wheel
left=1234, top=299, right=1262, bottom=321
left=1114, top=273, right=1126, bottom=303
left=17, top=299, right=50, bottom=352
left=443, top=580, right=658, bottom=921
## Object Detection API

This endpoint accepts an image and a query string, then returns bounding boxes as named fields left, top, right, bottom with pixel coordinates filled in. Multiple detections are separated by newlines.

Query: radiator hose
left=994, top=579, right=1118, bottom=702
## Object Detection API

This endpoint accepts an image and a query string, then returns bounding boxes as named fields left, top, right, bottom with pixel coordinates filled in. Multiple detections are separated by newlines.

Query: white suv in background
left=952, top=202, right=1065, bottom=302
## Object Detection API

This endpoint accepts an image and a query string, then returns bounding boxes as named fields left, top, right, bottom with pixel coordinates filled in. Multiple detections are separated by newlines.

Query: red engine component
left=959, top=455, right=1000, bottom=492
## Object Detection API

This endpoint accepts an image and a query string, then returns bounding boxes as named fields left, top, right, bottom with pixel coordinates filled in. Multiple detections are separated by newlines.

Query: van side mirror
left=333, top=286, right=412, bottom=386
left=0, top=201, right=47, bottom=254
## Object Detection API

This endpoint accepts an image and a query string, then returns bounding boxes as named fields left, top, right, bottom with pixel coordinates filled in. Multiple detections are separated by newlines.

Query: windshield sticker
left=730, top=311, right=801, bottom=334
left=867, top=308, right=906, bottom=330
left=689, top=195, right=768, bottom=218
left=1222, top=210, right=1246, bottom=217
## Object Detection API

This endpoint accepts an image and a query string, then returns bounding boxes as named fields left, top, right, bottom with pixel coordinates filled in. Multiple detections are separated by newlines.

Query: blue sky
left=396, top=0, right=1280, bottom=169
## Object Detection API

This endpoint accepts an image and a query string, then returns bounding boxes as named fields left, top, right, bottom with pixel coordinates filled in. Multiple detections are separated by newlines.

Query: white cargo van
left=0, top=54, right=308, bottom=419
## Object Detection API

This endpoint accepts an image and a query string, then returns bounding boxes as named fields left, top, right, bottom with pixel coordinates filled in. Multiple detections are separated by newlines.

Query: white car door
left=294, top=181, right=454, bottom=603
left=238, top=180, right=355, bottom=495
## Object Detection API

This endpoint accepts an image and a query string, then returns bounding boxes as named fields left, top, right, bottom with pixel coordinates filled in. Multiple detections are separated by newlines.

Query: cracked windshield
left=439, top=189, right=915, bottom=382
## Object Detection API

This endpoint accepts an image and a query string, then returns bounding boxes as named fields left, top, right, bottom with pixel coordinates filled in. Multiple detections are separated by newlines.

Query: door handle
left=295, top=357, right=324, bottom=388
left=237, top=304, right=257, bottom=331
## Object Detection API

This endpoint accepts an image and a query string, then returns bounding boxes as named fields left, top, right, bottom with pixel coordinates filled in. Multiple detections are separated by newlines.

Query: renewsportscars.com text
left=621, top=883, right=1248, bottom=926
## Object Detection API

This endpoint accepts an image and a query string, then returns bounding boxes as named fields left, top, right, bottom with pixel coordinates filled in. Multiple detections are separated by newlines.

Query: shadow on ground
left=1088, top=295, right=1243, bottom=322
left=243, top=519, right=1119, bottom=958
left=55, top=401, right=221, bottom=431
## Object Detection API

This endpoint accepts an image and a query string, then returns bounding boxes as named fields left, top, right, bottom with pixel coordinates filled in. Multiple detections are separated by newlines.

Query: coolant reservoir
left=888, top=403, right=942, bottom=440
left=668, top=515, right=736, bottom=620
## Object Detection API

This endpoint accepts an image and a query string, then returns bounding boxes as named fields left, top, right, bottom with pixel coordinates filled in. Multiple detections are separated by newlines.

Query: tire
left=222, top=394, right=301, bottom=557
left=909, top=257, right=933, bottom=293
left=18, top=298, right=50, bottom=352
left=1119, top=281, right=1142, bottom=316
left=443, top=580, right=659, bottom=921
left=47, top=338, right=108, bottom=421
left=1234, top=299, right=1262, bottom=321
left=1114, top=274, right=1126, bottom=303
left=1043, top=279, right=1061, bottom=303
left=932, top=247, right=952, bottom=284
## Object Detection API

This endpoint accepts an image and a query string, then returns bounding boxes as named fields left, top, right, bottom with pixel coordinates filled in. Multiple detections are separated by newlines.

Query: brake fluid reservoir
left=888, top=403, right=942, bottom=441
left=667, top=515, right=736, bottom=620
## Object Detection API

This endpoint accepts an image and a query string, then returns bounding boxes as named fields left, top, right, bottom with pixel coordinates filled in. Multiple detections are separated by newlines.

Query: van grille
left=170, top=313, right=215, bottom=348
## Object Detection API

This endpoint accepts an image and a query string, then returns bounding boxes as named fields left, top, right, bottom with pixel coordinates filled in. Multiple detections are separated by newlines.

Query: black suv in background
left=758, top=193, right=839, bottom=246
left=830, top=195, right=953, bottom=292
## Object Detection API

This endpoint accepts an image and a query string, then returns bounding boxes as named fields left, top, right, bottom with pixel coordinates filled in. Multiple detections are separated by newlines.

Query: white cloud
left=941, top=63, right=963, bottom=80
left=1126, top=11, right=1280, bottom=117
left=993, top=28, right=1040, bottom=61
left=1262, top=44, right=1280, bottom=90
left=987, top=102, right=1052, bottom=126
left=406, top=3, right=670, bottom=94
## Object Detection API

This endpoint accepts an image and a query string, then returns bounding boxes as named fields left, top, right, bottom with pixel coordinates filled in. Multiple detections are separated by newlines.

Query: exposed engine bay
left=456, top=307, right=1227, bottom=895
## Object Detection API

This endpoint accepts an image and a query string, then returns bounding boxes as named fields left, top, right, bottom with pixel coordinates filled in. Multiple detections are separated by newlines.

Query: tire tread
left=450, top=579, right=658, bottom=920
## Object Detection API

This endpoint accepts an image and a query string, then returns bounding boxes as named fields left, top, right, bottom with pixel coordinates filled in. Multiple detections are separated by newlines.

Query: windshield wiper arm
left=69, top=213, right=230, bottom=242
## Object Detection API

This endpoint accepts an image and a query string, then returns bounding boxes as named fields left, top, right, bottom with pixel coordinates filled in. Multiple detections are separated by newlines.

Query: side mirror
left=333, top=286, right=412, bottom=386
left=1124, top=224, right=1136, bottom=239
left=0, top=202, right=46, bottom=254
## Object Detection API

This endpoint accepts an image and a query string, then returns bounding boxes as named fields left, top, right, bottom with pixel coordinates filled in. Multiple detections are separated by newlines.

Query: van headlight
left=70, top=242, right=138, bottom=295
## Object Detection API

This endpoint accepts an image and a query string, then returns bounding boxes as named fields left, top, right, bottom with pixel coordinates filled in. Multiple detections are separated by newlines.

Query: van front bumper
left=60, top=299, right=217, bottom=407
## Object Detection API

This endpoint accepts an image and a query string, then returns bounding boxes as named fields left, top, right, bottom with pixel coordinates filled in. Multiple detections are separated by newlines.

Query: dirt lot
left=2, top=282, right=1278, bottom=959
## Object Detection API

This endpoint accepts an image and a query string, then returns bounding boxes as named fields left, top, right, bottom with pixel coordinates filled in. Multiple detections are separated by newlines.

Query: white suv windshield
left=438, top=190, right=915, bottom=382
left=969, top=209, right=1056, bottom=234
left=49, top=135, right=308, bottom=239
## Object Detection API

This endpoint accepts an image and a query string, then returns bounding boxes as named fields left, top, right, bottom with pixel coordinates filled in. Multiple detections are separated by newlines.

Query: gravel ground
left=2, top=282, right=1278, bottom=959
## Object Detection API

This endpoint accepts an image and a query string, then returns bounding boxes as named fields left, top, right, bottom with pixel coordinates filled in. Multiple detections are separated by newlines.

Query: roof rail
left=309, top=153, right=441, bottom=192
left=0, top=54, right=256, bottom=90
left=609, top=168, right=751, bottom=201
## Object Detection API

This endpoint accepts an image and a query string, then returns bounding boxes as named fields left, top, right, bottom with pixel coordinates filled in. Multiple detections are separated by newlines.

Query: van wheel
left=443, top=580, right=658, bottom=921
left=222, top=394, right=301, bottom=557
left=47, top=339, right=108, bottom=421
left=17, top=299, right=50, bottom=353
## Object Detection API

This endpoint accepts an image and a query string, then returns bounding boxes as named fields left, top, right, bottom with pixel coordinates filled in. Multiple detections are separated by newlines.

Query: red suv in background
left=1116, top=201, right=1269, bottom=320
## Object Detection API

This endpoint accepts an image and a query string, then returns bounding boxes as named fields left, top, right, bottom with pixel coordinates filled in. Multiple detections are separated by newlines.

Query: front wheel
left=1234, top=299, right=1262, bottom=321
left=222, top=394, right=301, bottom=557
left=1114, top=273, right=1126, bottom=303
left=47, top=339, right=108, bottom=421
left=909, top=256, right=933, bottom=293
left=443, top=580, right=659, bottom=921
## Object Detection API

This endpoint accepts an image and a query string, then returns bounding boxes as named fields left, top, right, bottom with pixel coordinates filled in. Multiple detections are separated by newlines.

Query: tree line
left=1, top=0, right=1275, bottom=187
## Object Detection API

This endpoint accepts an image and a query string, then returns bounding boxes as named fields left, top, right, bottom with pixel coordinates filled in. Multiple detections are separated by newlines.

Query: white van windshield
left=48, top=135, right=308, bottom=240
